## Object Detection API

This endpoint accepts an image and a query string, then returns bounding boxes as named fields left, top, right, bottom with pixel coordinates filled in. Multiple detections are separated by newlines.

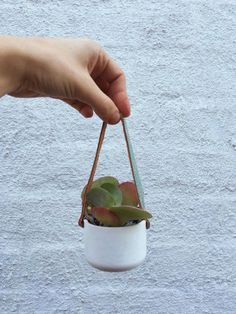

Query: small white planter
left=84, top=220, right=147, bottom=272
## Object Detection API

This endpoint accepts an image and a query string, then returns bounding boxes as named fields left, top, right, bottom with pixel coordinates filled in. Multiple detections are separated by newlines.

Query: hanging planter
left=78, top=118, right=152, bottom=272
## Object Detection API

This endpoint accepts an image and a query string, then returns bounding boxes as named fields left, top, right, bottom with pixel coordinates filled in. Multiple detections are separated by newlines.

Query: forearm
left=0, top=36, right=25, bottom=97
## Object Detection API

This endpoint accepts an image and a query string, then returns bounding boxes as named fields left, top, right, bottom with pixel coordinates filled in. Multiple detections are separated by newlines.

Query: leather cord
left=78, top=121, right=107, bottom=227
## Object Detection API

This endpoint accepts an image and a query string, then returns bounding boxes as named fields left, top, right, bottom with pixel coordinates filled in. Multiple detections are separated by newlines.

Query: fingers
left=77, top=74, right=121, bottom=124
left=100, top=58, right=131, bottom=118
left=62, top=98, right=93, bottom=118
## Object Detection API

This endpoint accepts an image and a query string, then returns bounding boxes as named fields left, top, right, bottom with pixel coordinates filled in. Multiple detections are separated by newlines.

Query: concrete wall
left=0, top=0, right=235, bottom=313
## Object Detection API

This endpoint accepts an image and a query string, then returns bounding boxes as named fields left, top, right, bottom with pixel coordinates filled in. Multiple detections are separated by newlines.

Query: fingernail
left=80, top=107, right=88, bottom=117
left=109, top=111, right=121, bottom=124
left=124, top=99, right=131, bottom=116
left=80, top=107, right=93, bottom=118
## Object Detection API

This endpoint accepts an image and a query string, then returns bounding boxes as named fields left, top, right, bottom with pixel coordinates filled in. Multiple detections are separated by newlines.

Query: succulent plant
left=82, top=176, right=152, bottom=227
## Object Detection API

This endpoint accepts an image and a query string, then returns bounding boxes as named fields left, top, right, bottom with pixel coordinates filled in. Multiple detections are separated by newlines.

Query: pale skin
left=0, top=36, right=131, bottom=124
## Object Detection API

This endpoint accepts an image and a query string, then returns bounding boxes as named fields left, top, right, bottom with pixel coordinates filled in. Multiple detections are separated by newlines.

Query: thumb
left=78, top=74, right=121, bottom=124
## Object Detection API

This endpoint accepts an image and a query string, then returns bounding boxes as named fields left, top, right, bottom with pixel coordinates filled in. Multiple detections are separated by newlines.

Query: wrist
left=0, top=36, right=27, bottom=96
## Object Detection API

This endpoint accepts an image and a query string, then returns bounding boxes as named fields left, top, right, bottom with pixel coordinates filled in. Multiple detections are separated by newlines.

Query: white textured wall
left=0, top=0, right=236, bottom=313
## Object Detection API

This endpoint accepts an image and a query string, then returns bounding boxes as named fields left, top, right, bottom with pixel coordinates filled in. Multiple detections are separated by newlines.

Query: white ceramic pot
left=84, top=220, right=147, bottom=272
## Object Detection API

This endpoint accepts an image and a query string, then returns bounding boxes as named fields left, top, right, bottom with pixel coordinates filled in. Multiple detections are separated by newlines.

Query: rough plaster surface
left=0, top=0, right=236, bottom=313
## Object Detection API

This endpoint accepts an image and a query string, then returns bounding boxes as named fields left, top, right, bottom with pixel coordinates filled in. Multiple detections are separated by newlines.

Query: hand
left=0, top=36, right=130, bottom=124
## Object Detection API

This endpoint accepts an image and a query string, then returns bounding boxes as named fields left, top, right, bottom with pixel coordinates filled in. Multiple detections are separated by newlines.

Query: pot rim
left=84, top=219, right=146, bottom=230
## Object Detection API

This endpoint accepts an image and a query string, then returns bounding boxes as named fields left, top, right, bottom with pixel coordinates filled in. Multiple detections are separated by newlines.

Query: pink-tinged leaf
left=91, top=207, right=121, bottom=227
left=110, top=206, right=152, bottom=225
left=119, top=182, right=139, bottom=206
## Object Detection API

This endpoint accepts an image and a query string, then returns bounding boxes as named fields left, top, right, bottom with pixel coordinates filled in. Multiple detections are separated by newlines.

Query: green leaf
left=81, top=176, right=119, bottom=199
left=93, top=176, right=119, bottom=188
left=101, top=183, right=123, bottom=206
left=110, top=205, right=152, bottom=225
left=91, top=207, right=121, bottom=227
left=86, top=187, right=115, bottom=208
left=119, top=182, right=139, bottom=206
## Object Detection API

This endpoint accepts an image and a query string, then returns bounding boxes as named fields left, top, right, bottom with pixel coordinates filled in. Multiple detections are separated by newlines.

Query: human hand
left=0, top=36, right=130, bottom=124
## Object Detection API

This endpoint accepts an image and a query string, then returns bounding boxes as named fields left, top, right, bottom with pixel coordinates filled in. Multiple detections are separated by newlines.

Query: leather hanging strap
left=121, top=118, right=143, bottom=208
left=79, top=121, right=107, bottom=227
left=78, top=118, right=150, bottom=229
